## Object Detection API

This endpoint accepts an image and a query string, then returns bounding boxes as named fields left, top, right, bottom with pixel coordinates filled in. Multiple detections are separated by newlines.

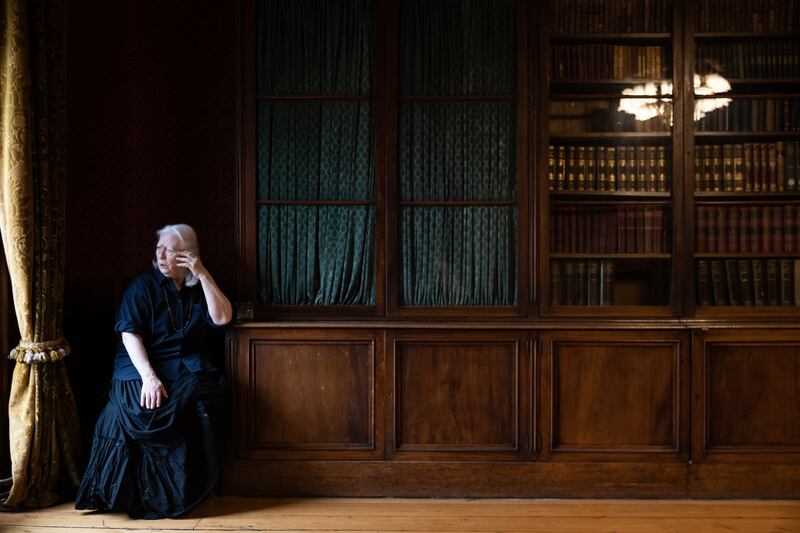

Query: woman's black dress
left=75, top=269, right=225, bottom=519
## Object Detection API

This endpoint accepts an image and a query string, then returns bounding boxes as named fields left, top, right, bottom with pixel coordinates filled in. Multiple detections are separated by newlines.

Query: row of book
left=550, top=100, right=672, bottom=134
left=549, top=145, right=670, bottom=192
left=551, top=45, right=668, bottom=80
left=552, top=0, right=672, bottom=34
left=696, top=42, right=800, bottom=78
left=696, top=0, right=799, bottom=32
left=551, top=205, right=670, bottom=253
left=694, top=142, right=799, bottom=192
left=696, top=204, right=800, bottom=254
left=695, top=98, right=800, bottom=132
left=550, top=260, right=615, bottom=306
left=697, top=258, right=800, bottom=306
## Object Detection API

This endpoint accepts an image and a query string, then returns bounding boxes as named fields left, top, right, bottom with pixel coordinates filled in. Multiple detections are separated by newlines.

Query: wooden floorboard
left=0, top=497, right=798, bottom=532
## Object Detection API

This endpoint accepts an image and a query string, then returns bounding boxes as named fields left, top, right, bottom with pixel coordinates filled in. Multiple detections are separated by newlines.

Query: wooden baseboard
left=223, top=460, right=686, bottom=498
left=689, top=463, right=800, bottom=498
left=223, top=460, right=800, bottom=498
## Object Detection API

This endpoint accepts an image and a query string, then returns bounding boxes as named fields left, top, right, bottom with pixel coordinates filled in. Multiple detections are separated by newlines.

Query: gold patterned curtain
left=0, top=0, right=81, bottom=508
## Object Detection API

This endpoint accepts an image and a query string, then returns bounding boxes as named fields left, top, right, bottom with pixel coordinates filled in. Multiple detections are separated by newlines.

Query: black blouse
left=113, top=269, right=222, bottom=380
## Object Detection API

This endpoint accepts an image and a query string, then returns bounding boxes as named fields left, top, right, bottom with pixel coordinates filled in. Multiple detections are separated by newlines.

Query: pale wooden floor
left=0, top=497, right=798, bottom=533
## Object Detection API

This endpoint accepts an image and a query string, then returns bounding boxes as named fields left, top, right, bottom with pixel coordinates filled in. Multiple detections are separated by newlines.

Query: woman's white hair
left=152, top=223, right=201, bottom=287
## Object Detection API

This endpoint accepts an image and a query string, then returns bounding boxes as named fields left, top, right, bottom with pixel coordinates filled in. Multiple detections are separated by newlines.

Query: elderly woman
left=75, top=223, right=232, bottom=519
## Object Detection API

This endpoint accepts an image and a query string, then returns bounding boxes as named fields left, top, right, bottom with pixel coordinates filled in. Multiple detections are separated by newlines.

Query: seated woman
left=76, top=223, right=232, bottom=519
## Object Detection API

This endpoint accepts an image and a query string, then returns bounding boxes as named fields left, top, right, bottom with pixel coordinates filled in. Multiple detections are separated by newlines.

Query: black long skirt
left=75, top=368, right=224, bottom=519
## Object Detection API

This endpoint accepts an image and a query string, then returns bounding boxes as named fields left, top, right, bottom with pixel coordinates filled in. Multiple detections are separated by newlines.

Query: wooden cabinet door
left=540, top=329, right=689, bottom=462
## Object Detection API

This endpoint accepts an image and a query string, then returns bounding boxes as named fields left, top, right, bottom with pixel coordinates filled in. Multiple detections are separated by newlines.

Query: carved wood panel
left=388, top=330, right=531, bottom=460
left=228, top=328, right=382, bottom=460
left=541, top=331, right=689, bottom=461
left=693, top=329, right=800, bottom=462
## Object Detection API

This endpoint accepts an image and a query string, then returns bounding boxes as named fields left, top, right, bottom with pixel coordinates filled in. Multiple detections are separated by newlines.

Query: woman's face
left=155, top=232, right=187, bottom=281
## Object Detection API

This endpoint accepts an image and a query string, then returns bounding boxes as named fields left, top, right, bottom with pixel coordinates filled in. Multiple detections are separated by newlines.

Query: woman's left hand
left=176, top=251, right=208, bottom=279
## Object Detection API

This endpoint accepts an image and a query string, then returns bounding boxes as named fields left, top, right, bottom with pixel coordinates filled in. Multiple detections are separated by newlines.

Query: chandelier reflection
left=618, top=73, right=731, bottom=124
left=691, top=73, right=732, bottom=121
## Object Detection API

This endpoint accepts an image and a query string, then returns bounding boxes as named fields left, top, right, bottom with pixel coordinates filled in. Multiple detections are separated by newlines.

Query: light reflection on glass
left=691, top=73, right=732, bottom=121
left=617, top=73, right=731, bottom=125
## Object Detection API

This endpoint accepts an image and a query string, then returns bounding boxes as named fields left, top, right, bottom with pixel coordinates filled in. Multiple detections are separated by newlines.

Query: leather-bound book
left=697, top=259, right=712, bottom=306
left=752, top=259, right=766, bottom=306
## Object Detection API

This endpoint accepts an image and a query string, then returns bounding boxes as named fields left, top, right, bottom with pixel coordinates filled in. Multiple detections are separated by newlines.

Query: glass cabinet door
left=691, top=0, right=800, bottom=315
left=543, top=0, right=679, bottom=314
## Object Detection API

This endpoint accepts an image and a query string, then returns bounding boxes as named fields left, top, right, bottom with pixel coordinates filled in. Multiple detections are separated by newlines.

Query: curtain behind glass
left=256, top=0, right=375, bottom=305
left=399, top=0, right=517, bottom=307
left=257, top=0, right=372, bottom=94
left=259, top=206, right=375, bottom=305
left=399, top=101, right=515, bottom=201
left=258, top=101, right=374, bottom=201
left=399, top=0, right=514, bottom=95
left=402, top=207, right=517, bottom=306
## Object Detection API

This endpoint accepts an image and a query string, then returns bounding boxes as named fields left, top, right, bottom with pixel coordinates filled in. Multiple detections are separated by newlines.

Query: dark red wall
left=64, top=1, right=237, bottom=437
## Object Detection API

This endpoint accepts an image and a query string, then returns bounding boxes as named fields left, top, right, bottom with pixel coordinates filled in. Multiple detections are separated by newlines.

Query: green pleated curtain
left=399, top=0, right=518, bottom=306
left=0, top=0, right=82, bottom=508
left=255, top=0, right=517, bottom=307
left=256, top=0, right=376, bottom=305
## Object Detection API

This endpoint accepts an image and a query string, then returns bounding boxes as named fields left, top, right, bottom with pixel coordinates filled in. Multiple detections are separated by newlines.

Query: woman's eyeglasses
left=155, top=245, right=182, bottom=258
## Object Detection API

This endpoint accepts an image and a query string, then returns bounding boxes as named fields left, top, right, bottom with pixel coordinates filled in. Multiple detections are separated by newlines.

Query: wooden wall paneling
left=225, top=328, right=245, bottom=459
left=229, top=327, right=258, bottom=460
left=229, top=328, right=383, bottom=461
left=386, top=330, right=531, bottom=461
left=692, top=329, right=800, bottom=464
left=540, top=330, right=689, bottom=462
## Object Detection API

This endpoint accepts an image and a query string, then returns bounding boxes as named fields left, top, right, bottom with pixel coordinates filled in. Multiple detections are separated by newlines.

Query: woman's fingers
left=141, top=382, right=167, bottom=409
left=176, top=252, right=205, bottom=276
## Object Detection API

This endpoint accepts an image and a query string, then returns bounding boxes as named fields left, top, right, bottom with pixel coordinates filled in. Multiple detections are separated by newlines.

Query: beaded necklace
left=162, top=285, right=194, bottom=333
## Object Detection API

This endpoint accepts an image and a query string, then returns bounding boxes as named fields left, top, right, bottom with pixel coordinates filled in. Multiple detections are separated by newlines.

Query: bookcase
left=230, top=0, right=800, bottom=500
left=688, top=0, right=800, bottom=316
left=540, top=0, right=800, bottom=317
left=541, top=0, right=681, bottom=316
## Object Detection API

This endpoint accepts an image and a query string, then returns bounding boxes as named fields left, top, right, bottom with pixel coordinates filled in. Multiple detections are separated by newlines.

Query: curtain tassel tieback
left=9, top=337, right=71, bottom=363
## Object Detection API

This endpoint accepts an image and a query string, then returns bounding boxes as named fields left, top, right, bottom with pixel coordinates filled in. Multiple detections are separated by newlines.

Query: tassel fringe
left=9, top=337, right=71, bottom=363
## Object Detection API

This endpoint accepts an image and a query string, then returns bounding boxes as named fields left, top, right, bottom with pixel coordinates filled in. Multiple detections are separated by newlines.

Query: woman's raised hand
left=176, top=250, right=208, bottom=279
